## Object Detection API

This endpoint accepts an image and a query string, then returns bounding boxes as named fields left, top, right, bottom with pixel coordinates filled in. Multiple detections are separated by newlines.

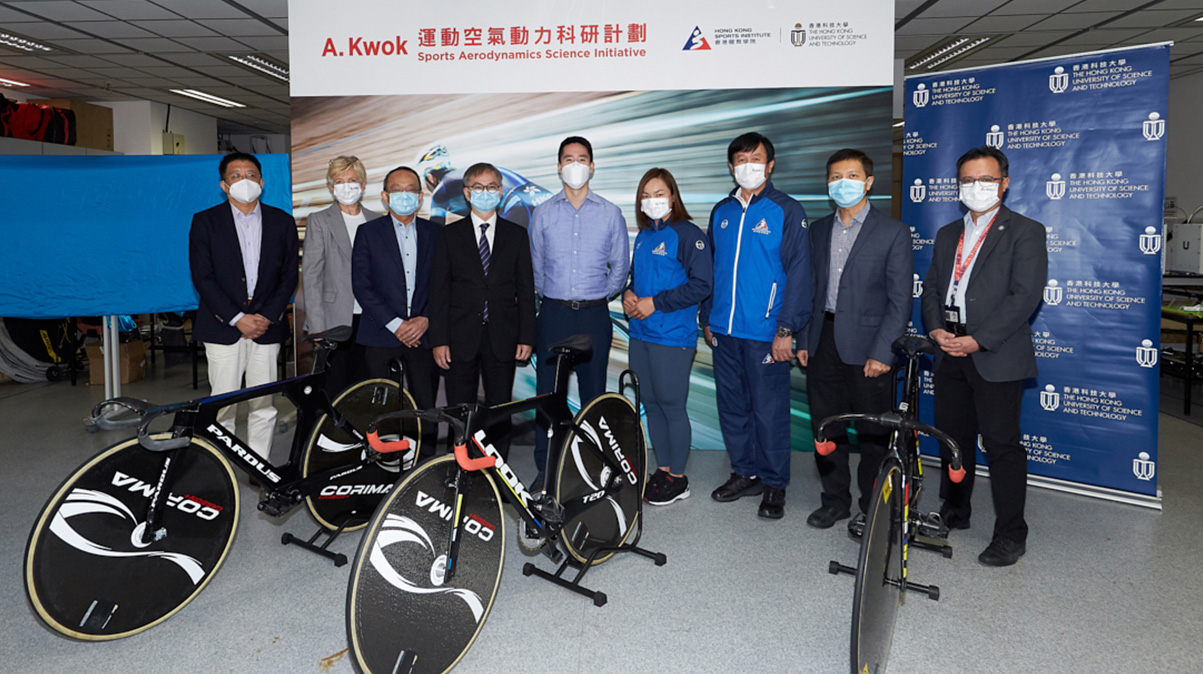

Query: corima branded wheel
left=554, top=393, right=647, bottom=565
left=347, top=455, right=505, bottom=674
left=25, top=436, right=238, bottom=640
left=302, top=378, right=419, bottom=531
left=851, top=460, right=904, bottom=674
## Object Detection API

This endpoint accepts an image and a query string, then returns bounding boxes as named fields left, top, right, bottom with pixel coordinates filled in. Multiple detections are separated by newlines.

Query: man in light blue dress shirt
left=527, top=136, right=630, bottom=482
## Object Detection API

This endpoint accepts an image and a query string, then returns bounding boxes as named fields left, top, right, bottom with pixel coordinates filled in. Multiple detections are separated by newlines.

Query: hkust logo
left=1132, top=451, right=1155, bottom=481
left=1136, top=339, right=1158, bottom=368
left=909, top=178, right=926, bottom=203
left=985, top=124, right=1005, bottom=149
left=1139, top=226, right=1161, bottom=255
left=1142, top=112, right=1165, bottom=141
left=912, top=273, right=923, bottom=298
left=912, top=83, right=929, bottom=108
left=1043, top=279, right=1062, bottom=306
left=1049, top=66, right=1069, bottom=94
left=1040, top=384, right=1060, bottom=412
left=1046, top=173, right=1065, bottom=200
left=790, top=23, right=806, bottom=47
left=683, top=26, right=711, bottom=51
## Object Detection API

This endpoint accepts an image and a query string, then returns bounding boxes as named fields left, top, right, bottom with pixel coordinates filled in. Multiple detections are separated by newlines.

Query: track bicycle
left=24, top=326, right=420, bottom=640
left=346, top=334, right=664, bottom=674
left=817, top=335, right=966, bottom=674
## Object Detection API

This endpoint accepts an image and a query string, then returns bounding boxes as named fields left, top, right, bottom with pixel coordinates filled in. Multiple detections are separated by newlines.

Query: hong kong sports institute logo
left=912, top=83, right=929, bottom=108
left=683, top=26, right=711, bottom=50
left=1049, top=66, right=1068, bottom=94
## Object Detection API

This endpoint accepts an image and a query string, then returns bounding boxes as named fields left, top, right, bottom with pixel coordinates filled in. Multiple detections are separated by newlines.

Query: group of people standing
left=188, top=131, right=1046, bottom=569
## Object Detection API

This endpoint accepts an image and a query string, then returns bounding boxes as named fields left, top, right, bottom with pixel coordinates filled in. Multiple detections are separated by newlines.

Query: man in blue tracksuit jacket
left=701, top=132, right=812, bottom=520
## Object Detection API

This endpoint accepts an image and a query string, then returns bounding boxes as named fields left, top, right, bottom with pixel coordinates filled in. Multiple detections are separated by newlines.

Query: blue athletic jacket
left=627, top=219, right=713, bottom=348
left=700, top=181, right=812, bottom=342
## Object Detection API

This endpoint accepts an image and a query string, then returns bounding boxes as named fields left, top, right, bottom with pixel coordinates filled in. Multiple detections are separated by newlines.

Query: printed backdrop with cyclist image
left=287, top=0, right=896, bottom=450
left=903, top=44, right=1169, bottom=505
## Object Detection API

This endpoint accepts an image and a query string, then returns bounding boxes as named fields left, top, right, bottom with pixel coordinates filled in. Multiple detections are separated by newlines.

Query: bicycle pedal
left=531, top=493, right=564, bottom=527
left=917, top=512, right=950, bottom=539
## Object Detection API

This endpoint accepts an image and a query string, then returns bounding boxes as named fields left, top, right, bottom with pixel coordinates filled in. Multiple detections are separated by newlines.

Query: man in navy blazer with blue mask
left=352, top=165, right=440, bottom=454
left=797, top=148, right=913, bottom=533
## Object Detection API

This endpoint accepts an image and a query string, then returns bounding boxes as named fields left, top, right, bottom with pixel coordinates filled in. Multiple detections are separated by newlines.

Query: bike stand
left=827, top=561, right=942, bottom=600
left=281, top=512, right=367, bottom=567
left=523, top=513, right=666, bottom=607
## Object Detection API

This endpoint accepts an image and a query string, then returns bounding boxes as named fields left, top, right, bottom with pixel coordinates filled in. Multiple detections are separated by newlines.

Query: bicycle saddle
left=550, top=334, right=593, bottom=361
left=305, top=325, right=353, bottom=343
left=892, top=334, right=936, bottom=358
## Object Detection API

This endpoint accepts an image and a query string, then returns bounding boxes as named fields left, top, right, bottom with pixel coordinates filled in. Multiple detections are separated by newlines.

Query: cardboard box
left=86, top=340, right=146, bottom=385
left=28, top=99, right=115, bottom=151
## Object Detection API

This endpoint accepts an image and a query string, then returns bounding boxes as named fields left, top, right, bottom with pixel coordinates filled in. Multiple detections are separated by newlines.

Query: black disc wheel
left=553, top=393, right=647, bottom=565
left=302, top=378, right=418, bottom=531
left=347, top=455, right=505, bottom=674
left=851, top=459, right=905, bottom=674
left=25, top=436, right=239, bottom=640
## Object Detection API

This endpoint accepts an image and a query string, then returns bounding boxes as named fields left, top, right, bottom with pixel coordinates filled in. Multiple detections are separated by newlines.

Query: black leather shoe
left=978, top=537, right=1025, bottom=567
left=806, top=504, right=851, bottom=529
left=758, top=487, right=785, bottom=519
left=711, top=473, right=763, bottom=502
left=938, top=507, right=970, bottom=531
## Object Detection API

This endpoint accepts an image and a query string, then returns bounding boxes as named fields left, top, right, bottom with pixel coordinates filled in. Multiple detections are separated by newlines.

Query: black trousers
left=365, top=343, right=440, bottom=457
left=533, top=301, right=612, bottom=472
left=807, top=314, right=892, bottom=514
left=443, top=322, right=517, bottom=459
left=933, top=354, right=1028, bottom=544
left=322, top=313, right=368, bottom=399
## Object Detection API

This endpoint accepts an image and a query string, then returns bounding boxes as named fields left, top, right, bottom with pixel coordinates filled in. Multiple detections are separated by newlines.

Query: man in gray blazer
left=921, top=146, right=1047, bottom=567
left=302, top=155, right=381, bottom=395
left=797, top=149, right=913, bottom=531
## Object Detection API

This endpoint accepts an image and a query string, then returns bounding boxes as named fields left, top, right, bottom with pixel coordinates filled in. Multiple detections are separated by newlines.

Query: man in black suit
left=798, top=149, right=913, bottom=532
left=351, top=165, right=440, bottom=454
left=921, top=146, right=1047, bottom=567
left=429, top=162, right=537, bottom=459
left=189, top=152, right=298, bottom=461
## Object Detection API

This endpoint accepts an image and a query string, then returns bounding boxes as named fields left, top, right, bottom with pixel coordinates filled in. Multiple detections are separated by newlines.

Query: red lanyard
left=952, top=211, right=998, bottom=289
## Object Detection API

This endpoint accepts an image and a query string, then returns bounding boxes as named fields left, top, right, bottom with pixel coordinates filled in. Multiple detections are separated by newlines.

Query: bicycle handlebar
left=815, top=412, right=966, bottom=484
left=137, top=407, right=192, bottom=452
left=367, top=407, right=497, bottom=472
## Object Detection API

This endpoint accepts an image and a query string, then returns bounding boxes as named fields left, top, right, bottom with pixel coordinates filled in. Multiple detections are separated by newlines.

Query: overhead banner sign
left=288, top=0, right=895, bottom=450
left=289, top=2, right=893, bottom=95
left=904, top=44, right=1168, bottom=505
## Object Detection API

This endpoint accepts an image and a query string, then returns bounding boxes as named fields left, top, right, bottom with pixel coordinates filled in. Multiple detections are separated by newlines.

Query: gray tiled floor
left=1, top=366, right=1198, bottom=673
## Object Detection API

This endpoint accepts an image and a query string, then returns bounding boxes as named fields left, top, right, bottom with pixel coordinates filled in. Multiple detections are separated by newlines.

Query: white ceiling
left=0, top=0, right=1201, bottom=136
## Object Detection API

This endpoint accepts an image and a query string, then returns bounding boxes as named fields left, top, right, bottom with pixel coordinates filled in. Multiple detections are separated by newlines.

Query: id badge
left=944, top=304, right=967, bottom=336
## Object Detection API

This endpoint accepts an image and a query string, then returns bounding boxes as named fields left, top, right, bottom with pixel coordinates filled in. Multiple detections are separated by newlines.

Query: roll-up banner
left=288, top=0, right=896, bottom=449
left=903, top=44, right=1168, bottom=507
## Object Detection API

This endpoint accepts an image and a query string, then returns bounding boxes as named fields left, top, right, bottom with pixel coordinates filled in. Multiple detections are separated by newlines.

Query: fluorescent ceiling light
left=0, top=76, right=32, bottom=87
left=169, top=89, right=245, bottom=108
left=227, top=54, right=289, bottom=82
left=907, top=35, right=1004, bottom=71
left=892, top=120, right=905, bottom=127
left=0, top=30, right=54, bottom=53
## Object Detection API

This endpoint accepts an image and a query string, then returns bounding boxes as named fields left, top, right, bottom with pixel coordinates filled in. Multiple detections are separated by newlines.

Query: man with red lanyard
left=920, top=146, right=1047, bottom=567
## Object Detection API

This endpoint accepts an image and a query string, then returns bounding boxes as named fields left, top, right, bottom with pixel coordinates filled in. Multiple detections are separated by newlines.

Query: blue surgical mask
left=389, top=191, right=420, bottom=216
left=828, top=179, right=866, bottom=208
left=470, top=189, right=502, bottom=213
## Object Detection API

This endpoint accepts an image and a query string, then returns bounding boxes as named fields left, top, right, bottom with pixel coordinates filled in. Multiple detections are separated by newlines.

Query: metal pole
left=106, top=315, right=122, bottom=399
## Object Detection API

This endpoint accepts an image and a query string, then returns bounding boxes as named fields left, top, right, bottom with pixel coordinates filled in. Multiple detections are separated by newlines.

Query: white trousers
left=204, top=339, right=281, bottom=460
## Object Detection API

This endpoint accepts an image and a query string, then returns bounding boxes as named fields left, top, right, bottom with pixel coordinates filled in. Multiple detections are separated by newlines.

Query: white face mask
left=641, top=197, right=671, bottom=222
left=733, top=162, right=767, bottom=191
left=332, top=182, right=362, bottom=206
left=560, top=161, right=591, bottom=190
left=228, top=178, right=262, bottom=204
left=959, top=181, right=1001, bottom=212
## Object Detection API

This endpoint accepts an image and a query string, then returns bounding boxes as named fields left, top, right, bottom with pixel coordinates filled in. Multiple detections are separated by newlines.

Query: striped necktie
left=479, top=223, right=490, bottom=321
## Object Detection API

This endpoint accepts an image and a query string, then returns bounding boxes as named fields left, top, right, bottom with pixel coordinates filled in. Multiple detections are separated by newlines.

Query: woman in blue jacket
left=623, top=168, right=713, bottom=505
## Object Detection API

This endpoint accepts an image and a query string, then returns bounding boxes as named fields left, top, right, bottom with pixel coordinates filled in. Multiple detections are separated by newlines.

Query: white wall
left=223, top=133, right=289, bottom=154
left=1166, top=71, right=1203, bottom=222
left=93, top=100, right=218, bottom=155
